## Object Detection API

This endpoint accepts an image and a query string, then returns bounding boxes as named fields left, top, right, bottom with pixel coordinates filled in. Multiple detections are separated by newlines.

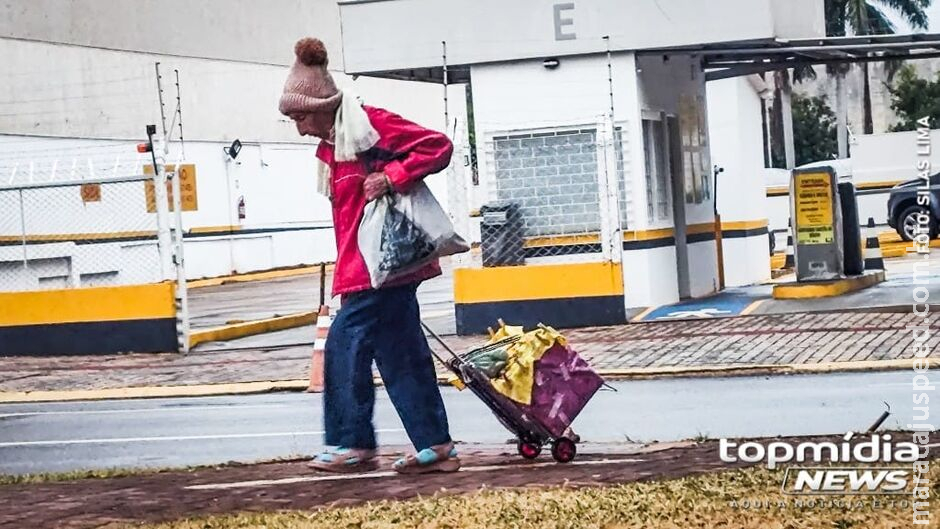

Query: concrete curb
left=189, top=312, right=317, bottom=349
left=187, top=264, right=334, bottom=289
left=772, top=270, right=885, bottom=299
left=0, top=380, right=310, bottom=404
left=3, top=358, right=935, bottom=404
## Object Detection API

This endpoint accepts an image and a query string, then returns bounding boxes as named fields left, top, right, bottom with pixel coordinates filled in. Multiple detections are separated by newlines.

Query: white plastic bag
left=359, top=181, right=470, bottom=288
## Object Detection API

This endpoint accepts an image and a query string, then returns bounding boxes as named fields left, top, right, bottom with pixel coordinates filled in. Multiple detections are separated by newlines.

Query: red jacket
left=316, top=106, right=454, bottom=297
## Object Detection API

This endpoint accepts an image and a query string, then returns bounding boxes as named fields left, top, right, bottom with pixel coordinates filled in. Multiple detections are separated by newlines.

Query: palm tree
left=831, top=0, right=931, bottom=133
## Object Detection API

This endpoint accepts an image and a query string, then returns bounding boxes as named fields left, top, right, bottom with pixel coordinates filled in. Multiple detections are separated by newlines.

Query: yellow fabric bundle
left=449, top=322, right=566, bottom=405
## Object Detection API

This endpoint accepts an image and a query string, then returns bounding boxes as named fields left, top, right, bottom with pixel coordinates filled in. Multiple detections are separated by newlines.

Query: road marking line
left=631, top=306, right=657, bottom=322
left=0, top=404, right=287, bottom=418
left=741, top=299, right=767, bottom=316
left=421, top=308, right=454, bottom=319
left=0, top=429, right=404, bottom=448
left=185, top=457, right=645, bottom=491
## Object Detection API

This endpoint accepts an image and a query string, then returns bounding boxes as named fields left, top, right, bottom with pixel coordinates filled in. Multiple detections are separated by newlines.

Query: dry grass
left=121, top=464, right=939, bottom=529
left=0, top=456, right=308, bottom=486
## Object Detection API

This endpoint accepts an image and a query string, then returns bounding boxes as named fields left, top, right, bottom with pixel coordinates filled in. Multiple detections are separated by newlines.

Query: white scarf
left=316, top=90, right=380, bottom=199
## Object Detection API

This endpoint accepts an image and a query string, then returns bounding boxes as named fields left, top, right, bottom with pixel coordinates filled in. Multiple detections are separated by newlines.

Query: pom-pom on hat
left=279, top=38, right=342, bottom=115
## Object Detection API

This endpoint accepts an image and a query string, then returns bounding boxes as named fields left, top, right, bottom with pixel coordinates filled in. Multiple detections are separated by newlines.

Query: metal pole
left=18, top=189, right=27, bottom=269
left=779, top=71, right=796, bottom=169
left=169, top=168, right=190, bottom=353
left=836, top=74, right=849, bottom=158
left=604, top=36, right=616, bottom=120
left=174, top=69, right=186, bottom=159
left=319, top=262, right=327, bottom=308
left=442, top=41, right=449, bottom=134
left=147, top=125, right=173, bottom=281
left=155, top=62, right=168, bottom=138
left=223, top=157, right=236, bottom=273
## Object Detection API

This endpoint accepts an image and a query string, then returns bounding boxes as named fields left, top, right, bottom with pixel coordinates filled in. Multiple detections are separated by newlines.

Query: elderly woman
left=279, top=37, right=459, bottom=474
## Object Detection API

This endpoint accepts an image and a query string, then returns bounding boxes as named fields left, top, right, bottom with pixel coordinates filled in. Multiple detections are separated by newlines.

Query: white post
left=17, top=189, right=27, bottom=269
left=442, top=41, right=449, bottom=135
left=596, top=115, right=621, bottom=262
left=152, top=138, right=174, bottom=281
left=169, top=168, right=190, bottom=353
left=836, top=74, right=848, bottom=158
left=780, top=74, right=796, bottom=169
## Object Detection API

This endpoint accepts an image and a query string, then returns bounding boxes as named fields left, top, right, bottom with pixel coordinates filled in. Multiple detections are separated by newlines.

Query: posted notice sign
left=143, top=164, right=199, bottom=213
left=794, top=172, right=834, bottom=245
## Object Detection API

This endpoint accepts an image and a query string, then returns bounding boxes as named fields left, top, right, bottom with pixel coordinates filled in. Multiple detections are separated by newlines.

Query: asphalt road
left=0, top=370, right=929, bottom=475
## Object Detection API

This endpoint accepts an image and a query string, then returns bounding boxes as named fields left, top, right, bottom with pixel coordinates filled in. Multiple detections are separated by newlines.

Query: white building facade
left=337, top=0, right=824, bottom=333
left=0, top=0, right=462, bottom=284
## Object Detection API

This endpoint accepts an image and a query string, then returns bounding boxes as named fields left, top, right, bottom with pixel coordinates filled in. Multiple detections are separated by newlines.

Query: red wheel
left=551, top=437, right=576, bottom=463
left=518, top=441, right=542, bottom=460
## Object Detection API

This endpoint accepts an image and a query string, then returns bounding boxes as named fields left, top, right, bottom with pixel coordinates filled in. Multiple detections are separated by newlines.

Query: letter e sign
left=554, top=3, right=576, bottom=41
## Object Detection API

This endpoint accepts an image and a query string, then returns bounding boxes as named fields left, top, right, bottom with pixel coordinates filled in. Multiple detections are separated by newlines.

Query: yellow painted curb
left=881, top=246, right=905, bottom=259
left=0, top=380, right=310, bottom=404
left=630, top=306, right=657, bottom=322
left=188, top=264, right=334, bottom=289
left=880, top=239, right=940, bottom=257
left=740, top=299, right=767, bottom=315
left=772, top=270, right=885, bottom=299
left=189, top=311, right=318, bottom=348
left=593, top=357, right=940, bottom=380
left=5, top=358, right=935, bottom=404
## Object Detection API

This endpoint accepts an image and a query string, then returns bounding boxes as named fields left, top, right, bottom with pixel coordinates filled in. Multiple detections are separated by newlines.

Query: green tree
left=792, top=94, right=839, bottom=166
left=828, top=0, right=931, bottom=134
left=888, top=65, right=940, bottom=131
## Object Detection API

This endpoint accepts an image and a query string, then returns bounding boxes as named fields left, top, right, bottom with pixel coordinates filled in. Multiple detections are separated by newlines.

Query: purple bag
left=519, top=343, right=603, bottom=438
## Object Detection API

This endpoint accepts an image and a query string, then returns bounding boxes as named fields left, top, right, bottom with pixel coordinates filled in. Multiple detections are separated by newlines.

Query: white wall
left=772, top=0, right=826, bottom=38
left=0, top=38, right=461, bottom=143
left=708, top=77, right=767, bottom=223
left=339, top=0, right=824, bottom=74
left=722, top=237, right=770, bottom=288
left=636, top=53, right=718, bottom=299
left=766, top=130, right=940, bottom=240
left=0, top=0, right=341, bottom=67
left=622, top=246, right=679, bottom=308
left=469, top=53, right=639, bottom=220
left=687, top=241, right=721, bottom=296
left=0, top=133, right=452, bottom=282
left=707, top=75, right=772, bottom=285
left=852, top=130, right=940, bottom=184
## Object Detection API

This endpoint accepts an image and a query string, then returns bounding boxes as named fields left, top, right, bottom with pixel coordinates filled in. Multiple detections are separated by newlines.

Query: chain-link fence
left=0, top=174, right=167, bottom=293
left=461, top=116, right=627, bottom=269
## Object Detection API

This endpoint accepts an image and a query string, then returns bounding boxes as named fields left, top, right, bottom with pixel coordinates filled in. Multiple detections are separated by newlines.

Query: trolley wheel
left=551, top=437, right=577, bottom=463
left=517, top=441, right=542, bottom=460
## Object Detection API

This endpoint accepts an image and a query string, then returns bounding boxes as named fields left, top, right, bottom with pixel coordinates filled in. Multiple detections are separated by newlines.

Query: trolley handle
left=421, top=321, right=520, bottom=368
left=421, top=321, right=462, bottom=366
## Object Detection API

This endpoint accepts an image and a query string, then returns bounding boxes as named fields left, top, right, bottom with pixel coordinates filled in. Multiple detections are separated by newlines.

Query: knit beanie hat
left=278, top=38, right=342, bottom=115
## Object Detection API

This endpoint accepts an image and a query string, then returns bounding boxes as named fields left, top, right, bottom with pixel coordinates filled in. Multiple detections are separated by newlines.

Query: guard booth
left=335, top=0, right=940, bottom=334
left=336, top=0, right=823, bottom=334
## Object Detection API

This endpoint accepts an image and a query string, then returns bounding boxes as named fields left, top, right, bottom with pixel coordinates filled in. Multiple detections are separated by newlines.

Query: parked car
left=887, top=172, right=940, bottom=241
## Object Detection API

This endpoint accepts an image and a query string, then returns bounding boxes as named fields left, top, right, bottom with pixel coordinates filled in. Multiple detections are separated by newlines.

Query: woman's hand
left=363, top=172, right=392, bottom=201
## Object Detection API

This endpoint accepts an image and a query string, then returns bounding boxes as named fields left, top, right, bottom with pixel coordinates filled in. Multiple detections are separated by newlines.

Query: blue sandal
left=393, top=442, right=461, bottom=474
left=308, top=447, right=378, bottom=473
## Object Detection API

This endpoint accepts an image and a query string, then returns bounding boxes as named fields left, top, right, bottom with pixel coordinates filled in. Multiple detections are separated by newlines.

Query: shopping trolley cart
left=422, top=322, right=604, bottom=463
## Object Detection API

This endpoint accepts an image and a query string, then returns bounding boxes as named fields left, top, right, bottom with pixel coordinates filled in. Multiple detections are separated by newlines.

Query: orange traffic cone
left=307, top=304, right=330, bottom=393
left=308, top=263, right=330, bottom=393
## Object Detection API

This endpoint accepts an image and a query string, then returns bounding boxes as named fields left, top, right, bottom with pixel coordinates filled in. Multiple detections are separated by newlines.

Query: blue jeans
left=323, top=282, right=452, bottom=451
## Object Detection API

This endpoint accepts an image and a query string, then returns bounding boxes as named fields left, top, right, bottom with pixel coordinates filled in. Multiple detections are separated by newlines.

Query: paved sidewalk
left=0, top=441, right=725, bottom=529
left=1, top=433, right=930, bottom=529
left=1, top=312, right=936, bottom=396
left=189, top=263, right=457, bottom=334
